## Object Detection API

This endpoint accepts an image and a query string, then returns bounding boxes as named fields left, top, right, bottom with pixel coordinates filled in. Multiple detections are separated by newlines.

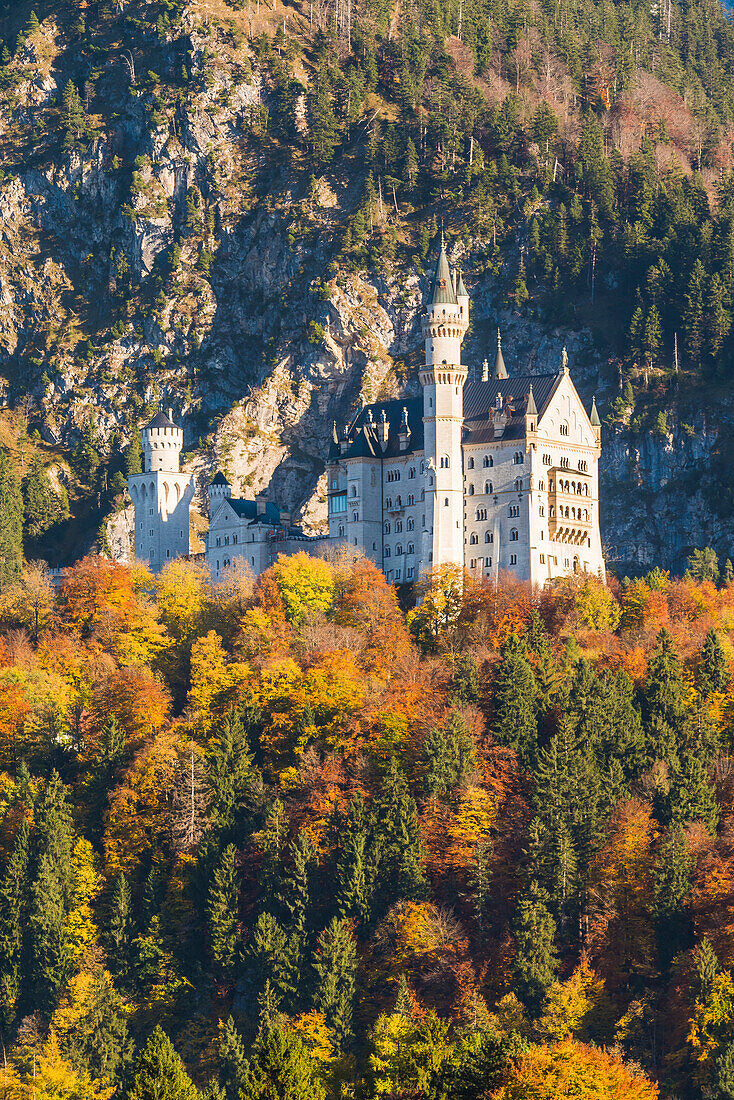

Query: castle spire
left=526, top=384, right=537, bottom=417
left=430, top=234, right=458, bottom=306
left=590, top=395, right=601, bottom=426
left=494, top=328, right=508, bottom=379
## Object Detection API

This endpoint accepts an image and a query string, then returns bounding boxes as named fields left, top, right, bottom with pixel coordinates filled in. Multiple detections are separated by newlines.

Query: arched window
left=386, top=497, right=392, bottom=509
left=385, top=546, right=391, bottom=557
left=440, top=455, right=450, bottom=469
left=352, top=512, right=359, bottom=522
left=485, top=481, right=493, bottom=494
left=483, top=455, right=493, bottom=468
left=467, top=457, right=475, bottom=469
left=470, top=533, right=478, bottom=545
left=509, top=504, right=519, bottom=517
left=407, top=517, right=414, bottom=531
left=396, top=495, right=402, bottom=507
left=485, top=531, right=493, bottom=543
left=384, top=522, right=391, bottom=534
left=515, top=477, right=523, bottom=491
left=338, top=525, right=344, bottom=537
left=468, top=484, right=475, bottom=495
left=407, top=494, right=415, bottom=506
left=396, top=544, right=403, bottom=555
left=395, top=520, right=403, bottom=532
left=444, top=497, right=449, bottom=507
left=510, top=528, right=519, bottom=541
left=407, top=542, right=414, bottom=554
left=514, top=451, right=524, bottom=464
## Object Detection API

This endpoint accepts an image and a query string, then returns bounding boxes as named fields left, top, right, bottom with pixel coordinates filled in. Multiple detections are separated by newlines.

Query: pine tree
left=371, top=759, right=428, bottom=915
left=511, top=879, right=559, bottom=1014
left=28, top=852, right=71, bottom=1011
left=307, top=64, right=339, bottom=166
left=492, top=634, right=538, bottom=761
left=219, top=1016, right=247, bottom=1100
left=312, top=917, right=357, bottom=1048
left=683, top=259, right=706, bottom=364
left=244, top=1024, right=326, bottom=1100
left=336, top=795, right=373, bottom=928
left=107, top=873, right=132, bottom=984
left=667, top=754, right=719, bottom=833
left=450, top=653, right=479, bottom=704
left=125, top=430, right=142, bottom=477
left=61, top=79, right=87, bottom=150
left=0, top=448, right=23, bottom=586
left=247, top=913, right=293, bottom=1011
left=697, top=628, right=729, bottom=694
left=0, top=820, right=30, bottom=1028
left=34, top=771, right=75, bottom=904
left=206, top=706, right=263, bottom=838
left=422, top=711, right=476, bottom=797
left=695, top=936, right=719, bottom=997
left=22, top=452, right=67, bottom=542
left=127, top=1026, right=198, bottom=1100
left=208, top=844, right=240, bottom=980
left=653, top=825, right=693, bottom=969
left=717, top=1043, right=734, bottom=1099
left=644, top=628, right=687, bottom=762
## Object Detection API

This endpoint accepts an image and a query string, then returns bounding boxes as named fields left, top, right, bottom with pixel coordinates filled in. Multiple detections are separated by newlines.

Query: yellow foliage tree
left=12, top=1032, right=114, bottom=1100
left=490, top=1038, right=658, bottom=1100
left=66, top=838, right=100, bottom=965
left=267, top=552, right=335, bottom=628
left=537, top=959, right=612, bottom=1041
left=156, top=559, right=211, bottom=643
left=187, top=630, right=249, bottom=731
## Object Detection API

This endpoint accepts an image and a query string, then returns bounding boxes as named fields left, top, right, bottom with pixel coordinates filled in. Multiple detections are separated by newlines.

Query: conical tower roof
left=494, top=328, right=508, bottom=379
left=456, top=269, right=468, bottom=297
left=430, top=235, right=458, bottom=306
left=590, top=395, right=601, bottom=427
left=526, top=384, right=537, bottom=417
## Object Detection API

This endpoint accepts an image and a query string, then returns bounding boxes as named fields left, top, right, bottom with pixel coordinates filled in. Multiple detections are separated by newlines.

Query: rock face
left=0, top=5, right=731, bottom=572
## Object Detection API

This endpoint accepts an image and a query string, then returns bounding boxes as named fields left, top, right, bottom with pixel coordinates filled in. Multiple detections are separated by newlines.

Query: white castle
left=326, top=238, right=605, bottom=586
left=130, top=240, right=605, bottom=586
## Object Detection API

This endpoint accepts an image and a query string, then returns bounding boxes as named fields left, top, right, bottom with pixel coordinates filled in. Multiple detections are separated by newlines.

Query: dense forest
left=0, top=546, right=731, bottom=1096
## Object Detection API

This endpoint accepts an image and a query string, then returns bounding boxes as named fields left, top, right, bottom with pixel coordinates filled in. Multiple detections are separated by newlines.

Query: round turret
left=208, top=471, right=232, bottom=512
left=141, top=409, right=183, bottom=473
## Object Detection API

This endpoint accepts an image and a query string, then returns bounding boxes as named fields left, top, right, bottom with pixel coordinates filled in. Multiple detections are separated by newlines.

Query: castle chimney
left=167, top=407, right=173, bottom=422
left=256, top=491, right=267, bottom=516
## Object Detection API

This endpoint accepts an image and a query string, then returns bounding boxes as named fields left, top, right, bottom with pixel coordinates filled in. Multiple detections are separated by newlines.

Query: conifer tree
left=127, top=1026, right=198, bottom=1100
left=219, top=1016, right=247, bottom=1100
left=492, top=634, right=538, bottom=761
left=206, top=706, right=263, bottom=838
left=243, top=1024, right=326, bottom=1100
left=28, top=852, right=71, bottom=1011
left=61, top=80, right=87, bottom=150
left=653, top=825, right=693, bottom=968
left=422, top=711, right=476, bottom=797
left=313, top=917, right=357, bottom=1048
left=34, top=771, right=75, bottom=904
left=0, top=820, right=29, bottom=1028
left=207, top=844, right=240, bottom=979
left=336, top=795, right=373, bottom=928
left=697, top=628, right=729, bottom=694
left=511, top=879, right=559, bottom=1014
left=695, top=936, right=719, bottom=997
left=247, top=913, right=294, bottom=1011
left=449, top=653, right=479, bottom=704
left=22, top=452, right=67, bottom=542
left=644, top=628, right=687, bottom=761
left=371, top=760, right=428, bottom=915
left=0, top=448, right=23, bottom=586
left=125, top=429, right=142, bottom=477
left=107, top=873, right=132, bottom=985
left=667, top=754, right=719, bottom=833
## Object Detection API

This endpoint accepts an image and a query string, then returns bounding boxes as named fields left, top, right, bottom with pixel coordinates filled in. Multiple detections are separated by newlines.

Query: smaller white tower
left=128, top=409, right=194, bottom=572
left=208, top=471, right=232, bottom=515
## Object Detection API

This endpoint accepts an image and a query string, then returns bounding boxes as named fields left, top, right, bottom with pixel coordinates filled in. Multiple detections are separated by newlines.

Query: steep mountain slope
left=1, top=0, right=734, bottom=568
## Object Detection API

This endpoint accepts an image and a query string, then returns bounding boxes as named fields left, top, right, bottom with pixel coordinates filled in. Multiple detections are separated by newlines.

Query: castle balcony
left=549, top=525, right=592, bottom=546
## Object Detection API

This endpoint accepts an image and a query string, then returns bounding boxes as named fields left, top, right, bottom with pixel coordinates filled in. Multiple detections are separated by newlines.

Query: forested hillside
left=1, top=0, right=734, bottom=563
left=0, top=551, right=733, bottom=1096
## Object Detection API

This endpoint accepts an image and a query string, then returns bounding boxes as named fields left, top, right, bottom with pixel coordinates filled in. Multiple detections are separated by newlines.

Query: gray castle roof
left=430, top=240, right=458, bottom=307
left=145, top=411, right=178, bottom=430
left=328, top=398, right=424, bottom=461
left=462, top=373, right=560, bottom=443
left=210, top=471, right=230, bottom=486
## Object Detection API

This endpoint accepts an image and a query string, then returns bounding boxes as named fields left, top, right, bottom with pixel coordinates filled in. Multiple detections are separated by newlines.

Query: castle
left=130, top=240, right=605, bottom=585
left=326, top=239, right=605, bottom=585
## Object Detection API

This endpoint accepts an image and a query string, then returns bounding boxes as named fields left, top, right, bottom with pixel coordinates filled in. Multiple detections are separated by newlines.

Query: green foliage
left=492, top=634, right=537, bottom=761
left=0, top=448, right=23, bottom=586
left=511, top=880, right=559, bottom=1014
left=127, top=1026, right=198, bottom=1100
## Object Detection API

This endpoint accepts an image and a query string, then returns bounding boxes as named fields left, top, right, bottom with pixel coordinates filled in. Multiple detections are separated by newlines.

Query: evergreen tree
left=34, top=771, right=75, bottom=905
left=716, top=1043, right=734, bottom=1099
left=653, top=825, right=693, bottom=969
left=683, top=259, right=707, bottom=364
left=697, top=628, right=729, bottom=694
left=243, top=1024, right=326, bottom=1100
left=22, top=452, right=67, bottom=542
left=335, top=795, right=373, bottom=928
left=422, top=711, right=476, bottom=797
left=107, top=873, right=132, bottom=985
left=208, top=844, right=240, bottom=979
left=61, top=79, right=87, bottom=149
left=0, top=820, right=30, bottom=1028
left=125, top=430, right=142, bottom=477
left=492, top=634, right=538, bottom=761
left=511, top=879, right=559, bottom=1014
left=0, top=448, right=23, bottom=586
left=695, top=936, right=719, bottom=997
left=28, top=852, right=71, bottom=1011
left=206, top=706, right=263, bottom=838
left=644, top=628, right=687, bottom=762
left=667, top=754, right=719, bottom=833
left=450, top=653, right=479, bottom=704
left=127, top=1026, right=198, bottom=1100
left=219, top=1016, right=247, bottom=1100
left=371, top=759, right=428, bottom=915
left=247, top=913, right=294, bottom=1011
left=312, top=917, right=357, bottom=1048
left=307, top=64, right=339, bottom=166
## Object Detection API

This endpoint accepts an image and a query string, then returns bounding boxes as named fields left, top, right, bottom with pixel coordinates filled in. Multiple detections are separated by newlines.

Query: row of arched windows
left=384, top=543, right=416, bottom=557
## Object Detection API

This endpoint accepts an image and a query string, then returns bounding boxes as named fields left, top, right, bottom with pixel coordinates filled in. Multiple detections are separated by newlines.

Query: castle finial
left=493, top=327, right=508, bottom=379
left=482, top=357, right=489, bottom=382
left=590, top=394, right=601, bottom=427
left=332, top=420, right=338, bottom=443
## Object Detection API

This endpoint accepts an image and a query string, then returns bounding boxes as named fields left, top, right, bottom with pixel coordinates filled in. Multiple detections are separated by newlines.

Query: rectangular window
left=540, top=554, right=545, bottom=564
left=510, top=553, right=517, bottom=565
left=329, top=492, right=347, bottom=514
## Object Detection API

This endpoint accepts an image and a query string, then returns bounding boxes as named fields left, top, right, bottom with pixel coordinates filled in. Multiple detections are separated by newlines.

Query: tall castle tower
left=419, top=238, right=469, bottom=574
left=127, top=410, right=194, bottom=572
